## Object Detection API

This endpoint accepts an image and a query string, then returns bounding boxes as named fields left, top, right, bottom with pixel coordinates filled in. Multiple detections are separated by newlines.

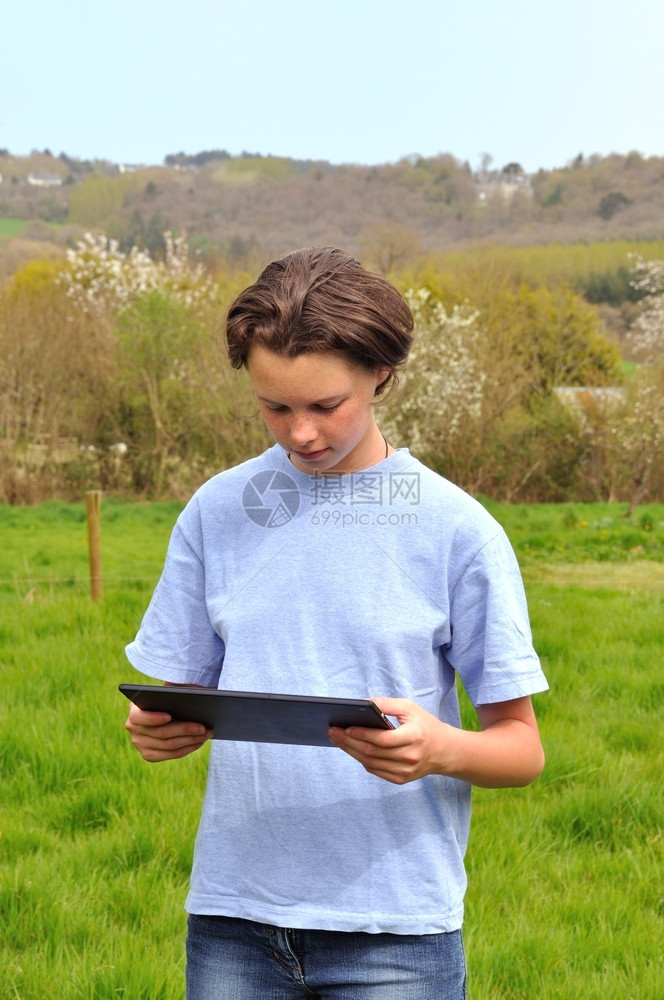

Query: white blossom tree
left=57, top=231, right=216, bottom=316
left=617, top=256, right=664, bottom=506
left=382, top=287, right=486, bottom=459
left=628, top=255, right=664, bottom=362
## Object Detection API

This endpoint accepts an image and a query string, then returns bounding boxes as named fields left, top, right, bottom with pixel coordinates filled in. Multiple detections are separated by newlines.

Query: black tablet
left=119, top=684, right=396, bottom=747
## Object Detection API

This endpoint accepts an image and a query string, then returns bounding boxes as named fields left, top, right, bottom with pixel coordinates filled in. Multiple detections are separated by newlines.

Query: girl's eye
left=262, top=402, right=341, bottom=413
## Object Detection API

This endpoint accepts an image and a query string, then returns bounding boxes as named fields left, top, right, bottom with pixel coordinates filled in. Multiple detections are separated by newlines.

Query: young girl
left=125, top=247, right=548, bottom=1000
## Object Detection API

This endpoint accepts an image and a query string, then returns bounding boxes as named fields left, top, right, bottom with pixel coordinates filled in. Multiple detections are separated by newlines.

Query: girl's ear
left=374, top=367, right=393, bottom=396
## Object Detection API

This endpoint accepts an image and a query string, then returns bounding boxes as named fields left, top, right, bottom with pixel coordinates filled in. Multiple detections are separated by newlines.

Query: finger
left=328, top=733, right=402, bottom=773
left=370, top=697, right=414, bottom=721
left=128, top=731, right=210, bottom=760
left=328, top=725, right=411, bottom=753
left=127, top=716, right=208, bottom=738
left=138, top=725, right=209, bottom=746
left=128, top=705, right=173, bottom=727
left=130, top=728, right=211, bottom=761
left=127, top=723, right=212, bottom=754
left=329, top=738, right=414, bottom=784
left=139, top=740, right=207, bottom=763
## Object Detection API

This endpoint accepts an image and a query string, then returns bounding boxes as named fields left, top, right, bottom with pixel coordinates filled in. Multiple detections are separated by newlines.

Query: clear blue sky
left=4, top=0, right=663, bottom=173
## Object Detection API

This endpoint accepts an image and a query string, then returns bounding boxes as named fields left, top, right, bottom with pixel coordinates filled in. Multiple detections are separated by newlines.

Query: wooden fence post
left=86, top=490, right=103, bottom=602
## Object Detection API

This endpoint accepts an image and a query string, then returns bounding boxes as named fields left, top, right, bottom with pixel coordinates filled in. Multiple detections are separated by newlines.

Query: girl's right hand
left=125, top=703, right=212, bottom=762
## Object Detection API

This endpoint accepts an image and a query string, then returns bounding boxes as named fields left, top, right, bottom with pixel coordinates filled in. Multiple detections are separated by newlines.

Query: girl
left=125, top=247, right=547, bottom=999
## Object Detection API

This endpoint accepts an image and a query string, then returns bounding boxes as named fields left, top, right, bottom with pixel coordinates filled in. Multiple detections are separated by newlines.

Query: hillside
left=1, top=148, right=663, bottom=276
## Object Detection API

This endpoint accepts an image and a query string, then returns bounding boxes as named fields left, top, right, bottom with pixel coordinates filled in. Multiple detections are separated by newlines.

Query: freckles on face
left=246, top=345, right=389, bottom=473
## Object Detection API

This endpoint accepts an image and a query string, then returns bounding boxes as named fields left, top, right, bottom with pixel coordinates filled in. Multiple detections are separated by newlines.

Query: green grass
left=1, top=538, right=203, bottom=997
left=0, top=215, right=63, bottom=241
left=462, top=580, right=664, bottom=999
left=0, top=498, right=184, bottom=598
left=1, top=500, right=663, bottom=998
left=0, top=217, right=30, bottom=240
left=480, top=499, right=664, bottom=566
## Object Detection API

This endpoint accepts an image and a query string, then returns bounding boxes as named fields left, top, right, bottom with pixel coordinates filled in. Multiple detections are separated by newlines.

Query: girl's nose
left=289, top=414, right=317, bottom=446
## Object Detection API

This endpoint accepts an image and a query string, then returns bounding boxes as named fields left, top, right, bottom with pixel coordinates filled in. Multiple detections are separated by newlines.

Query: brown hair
left=226, top=247, right=414, bottom=395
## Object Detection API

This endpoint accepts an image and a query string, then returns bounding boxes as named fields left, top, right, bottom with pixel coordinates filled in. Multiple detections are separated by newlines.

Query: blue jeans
left=186, top=914, right=466, bottom=1000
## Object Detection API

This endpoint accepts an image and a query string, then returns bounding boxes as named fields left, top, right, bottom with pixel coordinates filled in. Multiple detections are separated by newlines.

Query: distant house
left=477, top=168, right=532, bottom=204
left=27, top=173, right=63, bottom=187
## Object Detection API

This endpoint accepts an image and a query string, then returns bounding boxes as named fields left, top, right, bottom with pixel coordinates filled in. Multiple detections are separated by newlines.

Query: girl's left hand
left=328, top=697, right=449, bottom=784
left=329, top=694, right=545, bottom=788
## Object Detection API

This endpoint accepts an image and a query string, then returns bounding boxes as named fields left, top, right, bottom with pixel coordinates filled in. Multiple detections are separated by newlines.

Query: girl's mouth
left=292, top=448, right=329, bottom=462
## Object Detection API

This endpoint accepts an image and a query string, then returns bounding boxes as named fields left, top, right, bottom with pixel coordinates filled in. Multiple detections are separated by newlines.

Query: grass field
left=0, top=217, right=29, bottom=240
left=0, top=217, right=63, bottom=241
left=1, top=499, right=662, bottom=999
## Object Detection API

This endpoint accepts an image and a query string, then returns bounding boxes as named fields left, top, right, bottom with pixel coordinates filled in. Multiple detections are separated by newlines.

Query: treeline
left=2, top=233, right=663, bottom=507
left=1, top=149, right=664, bottom=270
left=163, top=149, right=320, bottom=169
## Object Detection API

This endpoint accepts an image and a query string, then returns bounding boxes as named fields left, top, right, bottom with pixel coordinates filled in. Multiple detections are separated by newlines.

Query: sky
left=3, top=0, right=663, bottom=174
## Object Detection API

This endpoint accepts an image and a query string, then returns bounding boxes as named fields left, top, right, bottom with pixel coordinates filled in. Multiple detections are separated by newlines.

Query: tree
left=598, top=192, right=630, bottom=220
left=382, top=287, right=485, bottom=457
left=0, top=260, right=114, bottom=501
left=384, top=258, right=622, bottom=497
left=57, top=231, right=215, bottom=315
left=67, top=174, right=126, bottom=225
left=627, top=255, right=664, bottom=361
left=359, top=224, right=421, bottom=275
left=402, top=252, right=622, bottom=392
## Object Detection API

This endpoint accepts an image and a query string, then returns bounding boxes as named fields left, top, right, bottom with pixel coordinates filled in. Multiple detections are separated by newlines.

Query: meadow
left=0, top=218, right=30, bottom=240
left=1, top=499, right=662, bottom=999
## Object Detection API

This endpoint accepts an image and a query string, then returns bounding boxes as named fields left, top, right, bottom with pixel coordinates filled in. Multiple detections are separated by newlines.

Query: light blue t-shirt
left=126, top=445, right=548, bottom=934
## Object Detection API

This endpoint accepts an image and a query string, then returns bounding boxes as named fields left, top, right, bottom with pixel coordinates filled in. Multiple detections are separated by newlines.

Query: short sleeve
left=125, top=512, right=225, bottom=686
left=447, top=529, right=548, bottom=706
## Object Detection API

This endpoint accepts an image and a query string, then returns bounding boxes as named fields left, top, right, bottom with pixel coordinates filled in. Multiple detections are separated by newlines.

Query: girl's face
left=247, top=345, right=390, bottom=474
